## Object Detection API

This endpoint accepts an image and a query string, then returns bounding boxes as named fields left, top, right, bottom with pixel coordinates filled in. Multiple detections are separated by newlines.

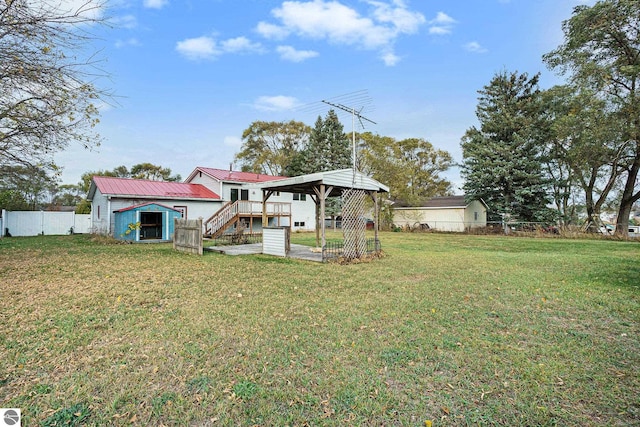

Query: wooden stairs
left=204, top=200, right=291, bottom=238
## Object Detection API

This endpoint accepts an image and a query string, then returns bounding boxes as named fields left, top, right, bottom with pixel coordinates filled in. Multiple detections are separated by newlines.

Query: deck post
left=262, top=190, right=272, bottom=229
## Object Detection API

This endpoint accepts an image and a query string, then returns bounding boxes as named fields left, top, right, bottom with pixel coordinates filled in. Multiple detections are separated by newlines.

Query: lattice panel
left=341, top=188, right=368, bottom=259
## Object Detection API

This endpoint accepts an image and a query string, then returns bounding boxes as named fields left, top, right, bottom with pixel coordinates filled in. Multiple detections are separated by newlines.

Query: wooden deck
left=204, top=201, right=291, bottom=237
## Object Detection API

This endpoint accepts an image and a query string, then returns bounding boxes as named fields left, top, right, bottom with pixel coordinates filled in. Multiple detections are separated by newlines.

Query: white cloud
left=253, top=95, right=300, bottom=111
left=39, top=0, right=104, bottom=21
left=221, top=37, right=264, bottom=54
left=176, top=35, right=265, bottom=60
left=277, top=45, right=319, bottom=62
left=464, top=41, right=488, bottom=53
left=115, top=37, right=141, bottom=48
left=368, top=0, right=425, bottom=33
left=430, top=11, right=456, bottom=25
left=255, top=21, right=290, bottom=40
left=111, top=14, right=137, bottom=29
left=428, top=26, right=451, bottom=35
left=176, top=36, right=219, bottom=60
left=428, top=11, right=456, bottom=35
left=143, top=0, right=168, bottom=9
left=255, top=0, right=426, bottom=66
left=380, top=50, right=400, bottom=66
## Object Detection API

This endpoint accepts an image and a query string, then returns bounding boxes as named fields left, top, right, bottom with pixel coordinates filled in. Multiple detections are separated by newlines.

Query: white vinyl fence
left=0, top=210, right=92, bottom=237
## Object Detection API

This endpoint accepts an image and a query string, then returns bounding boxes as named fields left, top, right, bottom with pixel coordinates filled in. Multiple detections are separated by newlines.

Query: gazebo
left=257, top=169, right=389, bottom=261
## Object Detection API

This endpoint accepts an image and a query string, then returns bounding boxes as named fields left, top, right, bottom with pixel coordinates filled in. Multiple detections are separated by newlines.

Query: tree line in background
left=462, top=0, right=639, bottom=235
left=1, top=0, right=638, bottom=236
left=234, top=110, right=453, bottom=205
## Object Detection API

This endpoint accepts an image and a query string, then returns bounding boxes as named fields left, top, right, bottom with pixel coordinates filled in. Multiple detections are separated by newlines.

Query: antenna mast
left=321, top=99, right=376, bottom=182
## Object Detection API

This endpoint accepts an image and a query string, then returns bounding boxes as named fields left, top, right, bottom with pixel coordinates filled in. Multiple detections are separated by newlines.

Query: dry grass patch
left=0, top=233, right=638, bottom=426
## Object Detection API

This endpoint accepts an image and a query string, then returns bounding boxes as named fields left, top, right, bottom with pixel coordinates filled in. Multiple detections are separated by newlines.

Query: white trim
left=136, top=210, right=141, bottom=241
left=165, top=211, right=170, bottom=239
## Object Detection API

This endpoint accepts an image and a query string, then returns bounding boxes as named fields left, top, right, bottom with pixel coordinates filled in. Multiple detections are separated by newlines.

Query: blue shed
left=114, top=202, right=182, bottom=242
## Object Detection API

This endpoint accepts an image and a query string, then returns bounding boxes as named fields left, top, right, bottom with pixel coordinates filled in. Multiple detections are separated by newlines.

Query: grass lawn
left=0, top=232, right=638, bottom=426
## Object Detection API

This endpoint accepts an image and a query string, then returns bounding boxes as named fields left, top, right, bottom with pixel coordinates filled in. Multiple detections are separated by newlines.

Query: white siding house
left=87, top=176, right=222, bottom=237
left=87, top=167, right=384, bottom=240
left=185, top=167, right=316, bottom=231
left=393, top=196, right=487, bottom=232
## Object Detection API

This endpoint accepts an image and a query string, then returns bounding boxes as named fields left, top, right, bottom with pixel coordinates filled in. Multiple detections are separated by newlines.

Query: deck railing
left=204, top=201, right=291, bottom=236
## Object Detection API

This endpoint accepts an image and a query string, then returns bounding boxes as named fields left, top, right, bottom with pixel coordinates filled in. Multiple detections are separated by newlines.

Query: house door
left=140, top=212, right=163, bottom=240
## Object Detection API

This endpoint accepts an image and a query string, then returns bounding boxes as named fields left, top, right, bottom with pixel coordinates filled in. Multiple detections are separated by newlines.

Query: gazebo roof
left=254, top=169, right=389, bottom=194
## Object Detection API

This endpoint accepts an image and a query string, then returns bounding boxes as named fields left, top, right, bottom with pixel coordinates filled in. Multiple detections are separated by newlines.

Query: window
left=293, top=193, right=306, bottom=201
left=174, top=206, right=187, bottom=218
left=294, top=221, right=305, bottom=227
left=231, top=188, right=249, bottom=201
left=474, top=212, right=478, bottom=221
left=97, top=205, right=100, bottom=219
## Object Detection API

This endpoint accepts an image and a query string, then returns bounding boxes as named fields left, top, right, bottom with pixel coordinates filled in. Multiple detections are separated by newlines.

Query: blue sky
left=55, top=0, right=594, bottom=190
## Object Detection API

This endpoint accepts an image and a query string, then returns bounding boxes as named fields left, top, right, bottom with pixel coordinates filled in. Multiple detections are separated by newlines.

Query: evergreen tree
left=461, top=71, right=553, bottom=223
left=289, top=110, right=351, bottom=175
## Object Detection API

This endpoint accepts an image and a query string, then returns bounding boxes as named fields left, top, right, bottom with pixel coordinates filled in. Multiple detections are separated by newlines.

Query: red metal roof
left=92, top=176, right=220, bottom=199
left=193, top=167, right=287, bottom=183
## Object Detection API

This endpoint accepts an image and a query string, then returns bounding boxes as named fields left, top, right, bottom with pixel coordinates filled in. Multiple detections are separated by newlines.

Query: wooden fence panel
left=173, top=218, right=203, bottom=255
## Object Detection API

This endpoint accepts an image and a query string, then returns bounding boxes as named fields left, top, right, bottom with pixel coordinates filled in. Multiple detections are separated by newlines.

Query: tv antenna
left=321, top=96, right=376, bottom=182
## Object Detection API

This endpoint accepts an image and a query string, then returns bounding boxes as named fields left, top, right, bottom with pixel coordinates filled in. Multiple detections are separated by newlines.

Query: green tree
left=235, top=120, right=310, bottom=176
left=0, top=165, right=57, bottom=210
left=50, top=184, right=85, bottom=208
left=461, top=71, right=553, bottom=223
left=0, top=190, right=29, bottom=211
left=0, top=0, right=109, bottom=182
left=130, top=163, right=181, bottom=181
left=74, top=198, right=91, bottom=214
left=80, top=169, right=122, bottom=194
left=286, top=110, right=352, bottom=228
left=75, top=164, right=180, bottom=213
left=359, top=132, right=452, bottom=206
left=79, top=163, right=180, bottom=193
left=540, top=85, right=622, bottom=229
left=543, top=0, right=640, bottom=236
left=288, top=110, right=351, bottom=176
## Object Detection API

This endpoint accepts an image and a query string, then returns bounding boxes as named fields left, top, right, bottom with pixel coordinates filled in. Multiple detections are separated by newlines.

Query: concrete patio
left=203, top=243, right=323, bottom=262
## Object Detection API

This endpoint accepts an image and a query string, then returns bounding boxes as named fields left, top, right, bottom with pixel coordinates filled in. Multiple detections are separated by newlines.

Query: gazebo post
left=373, top=191, right=379, bottom=243
left=312, top=184, right=328, bottom=250
left=320, top=184, right=326, bottom=250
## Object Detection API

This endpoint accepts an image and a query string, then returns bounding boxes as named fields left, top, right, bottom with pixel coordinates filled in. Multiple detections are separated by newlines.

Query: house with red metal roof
left=87, top=167, right=317, bottom=241
left=185, top=167, right=316, bottom=235
left=88, top=176, right=222, bottom=240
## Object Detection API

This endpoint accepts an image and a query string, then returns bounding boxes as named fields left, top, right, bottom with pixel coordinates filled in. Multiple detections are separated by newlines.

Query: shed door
left=140, top=212, right=163, bottom=240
